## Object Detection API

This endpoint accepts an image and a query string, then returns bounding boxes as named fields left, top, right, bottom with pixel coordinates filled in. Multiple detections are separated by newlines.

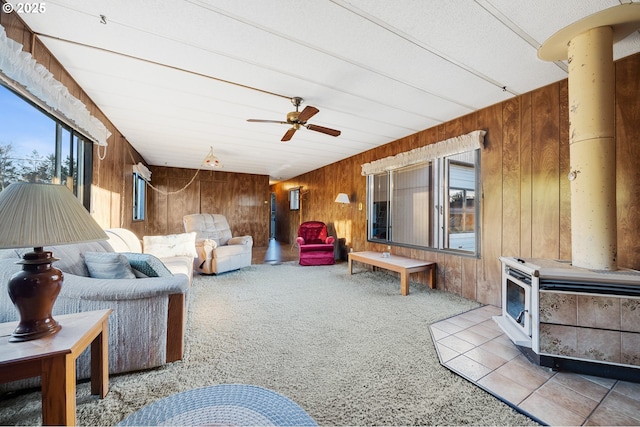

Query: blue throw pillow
left=84, top=252, right=136, bottom=279
left=122, top=253, right=173, bottom=278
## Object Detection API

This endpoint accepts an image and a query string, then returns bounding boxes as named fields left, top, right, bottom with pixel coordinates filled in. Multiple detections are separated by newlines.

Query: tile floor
left=431, top=305, right=640, bottom=426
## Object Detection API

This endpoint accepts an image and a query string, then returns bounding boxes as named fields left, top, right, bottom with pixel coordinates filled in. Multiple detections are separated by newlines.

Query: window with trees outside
left=367, top=149, right=480, bottom=255
left=0, top=83, right=93, bottom=208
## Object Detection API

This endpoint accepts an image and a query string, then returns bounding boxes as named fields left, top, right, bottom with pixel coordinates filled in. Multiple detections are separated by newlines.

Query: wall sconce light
left=335, top=193, right=350, bottom=206
left=202, top=146, right=223, bottom=168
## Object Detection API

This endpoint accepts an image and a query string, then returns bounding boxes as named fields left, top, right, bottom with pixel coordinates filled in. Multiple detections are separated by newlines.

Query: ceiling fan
left=247, top=97, right=341, bottom=142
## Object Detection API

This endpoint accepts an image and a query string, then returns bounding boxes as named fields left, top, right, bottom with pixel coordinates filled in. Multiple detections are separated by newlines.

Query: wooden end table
left=348, top=251, right=437, bottom=296
left=0, top=309, right=112, bottom=426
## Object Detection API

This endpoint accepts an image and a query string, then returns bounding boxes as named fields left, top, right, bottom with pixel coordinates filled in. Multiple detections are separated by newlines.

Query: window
left=133, top=172, right=146, bottom=221
left=446, top=156, right=476, bottom=251
left=370, top=173, right=389, bottom=239
left=289, top=187, right=300, bottom=210
left=391, top=162, right=433, bottom=247
left=0, top=83, right=93, bottom=208
left=367, top=149, right=480, bottom=255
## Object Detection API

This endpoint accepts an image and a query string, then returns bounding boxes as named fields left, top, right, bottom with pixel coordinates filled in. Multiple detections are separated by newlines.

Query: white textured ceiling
left=10, top=0, right=640, bottom=182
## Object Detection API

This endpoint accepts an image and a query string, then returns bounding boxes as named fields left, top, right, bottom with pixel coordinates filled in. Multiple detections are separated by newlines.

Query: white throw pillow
left=143, top=232, right=197, bottom=258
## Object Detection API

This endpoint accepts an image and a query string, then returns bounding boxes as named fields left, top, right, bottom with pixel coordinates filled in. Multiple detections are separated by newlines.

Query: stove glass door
left=505, top=277, right=531, bottom=336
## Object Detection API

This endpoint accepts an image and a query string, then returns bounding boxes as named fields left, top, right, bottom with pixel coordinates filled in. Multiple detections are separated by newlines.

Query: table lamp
left=0, top=182, right=107, bottom=342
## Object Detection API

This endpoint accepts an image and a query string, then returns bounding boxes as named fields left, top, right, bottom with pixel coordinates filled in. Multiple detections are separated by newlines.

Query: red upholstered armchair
left=296, top=221, right=336, bottom=266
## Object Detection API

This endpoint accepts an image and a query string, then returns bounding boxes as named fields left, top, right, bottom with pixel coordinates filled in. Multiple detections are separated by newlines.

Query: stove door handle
left=516, top=309, right=528, bottom=324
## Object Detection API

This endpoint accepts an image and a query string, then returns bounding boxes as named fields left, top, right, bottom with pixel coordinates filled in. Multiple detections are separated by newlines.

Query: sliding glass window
left=390, top=162, right=432, bottom=247
left=444, top=152, right=477, bottom=252
left=367, top=149, right=479, bottom=255
left=0, top=83, right=93, bottom=208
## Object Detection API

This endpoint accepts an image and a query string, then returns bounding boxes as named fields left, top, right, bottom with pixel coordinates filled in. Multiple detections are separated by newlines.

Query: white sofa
left=183, top=214, right=253, bottom=275
left=0, top=228, right=194, bottom=391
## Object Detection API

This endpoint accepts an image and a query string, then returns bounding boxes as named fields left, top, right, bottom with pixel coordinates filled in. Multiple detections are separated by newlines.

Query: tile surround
left=539, top=290, right=640, bottom=369
left=431, top=305, right=640, bottom=426
left=540, top=292, right=577, bottom=324
left=578, top=295, right=621, bottom=329
left=540, top=323, right=578, bottom=357
left=622, top=332, right=640, bottom=365
left=621, top=298, right=640, bottom=333
left=577, top=327, right=621, bottom=363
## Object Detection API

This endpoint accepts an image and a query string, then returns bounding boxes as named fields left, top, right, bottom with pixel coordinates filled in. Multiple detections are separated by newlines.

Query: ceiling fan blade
left=281, top=128, right=296, bottom=142
left=306, top=124, right=341, bottom=137
left=247, top=119, right=289, bottom=124
left=297, top=105, right=319, bottom=123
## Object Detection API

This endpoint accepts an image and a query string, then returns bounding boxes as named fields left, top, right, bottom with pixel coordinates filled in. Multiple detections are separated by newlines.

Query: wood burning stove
left=494, top=257, right=539, bottom=354
left=494, top=256, right=640, bottom=382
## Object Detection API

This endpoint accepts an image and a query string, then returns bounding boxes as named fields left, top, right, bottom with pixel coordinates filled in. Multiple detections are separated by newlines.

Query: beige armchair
left=183, top=214, right=253, bottom=275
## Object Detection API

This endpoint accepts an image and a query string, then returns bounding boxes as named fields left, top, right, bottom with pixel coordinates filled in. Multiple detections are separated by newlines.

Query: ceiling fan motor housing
left=287, top=111, right=300, bottom=123
left=247, top=96, right=340, bottom=141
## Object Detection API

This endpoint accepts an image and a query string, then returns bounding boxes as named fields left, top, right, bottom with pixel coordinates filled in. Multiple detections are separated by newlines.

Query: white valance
left=133, top=162, right=152, bottom=181
left=0, top=25, right=110, bottom=146
left=361, top=130, right=486, bottom=175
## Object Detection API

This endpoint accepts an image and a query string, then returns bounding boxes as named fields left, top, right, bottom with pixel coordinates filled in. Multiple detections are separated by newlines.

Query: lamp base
left=8, top=248, right=62, bottom=342
left=9, top=319, right=61, bottom=342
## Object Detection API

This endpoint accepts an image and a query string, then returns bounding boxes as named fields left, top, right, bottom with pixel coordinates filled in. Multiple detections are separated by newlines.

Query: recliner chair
left=296, top=221, right=335, bottom=266
left=183, top=214, right=253, bottom=274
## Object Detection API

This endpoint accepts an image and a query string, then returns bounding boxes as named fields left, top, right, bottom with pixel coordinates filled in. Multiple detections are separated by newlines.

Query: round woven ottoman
left=117, top=384, right=317, bottom=426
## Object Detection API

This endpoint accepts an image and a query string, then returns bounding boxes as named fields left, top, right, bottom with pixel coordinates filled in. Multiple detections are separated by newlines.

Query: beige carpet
left=0, top=262, right=538, bottom=426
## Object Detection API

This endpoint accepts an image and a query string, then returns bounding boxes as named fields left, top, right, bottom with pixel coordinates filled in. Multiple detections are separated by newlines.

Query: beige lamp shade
left=335, top=193, right=350, bottom=204
left=0, top=182, right=107, bottom=248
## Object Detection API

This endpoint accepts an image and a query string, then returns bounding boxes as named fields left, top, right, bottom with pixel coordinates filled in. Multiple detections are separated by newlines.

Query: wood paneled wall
left=272, top=53, right=640, bottom=306
left=146, top=167, right=271, bottom=247
left=616, top=54, right=640, bottom=269
left=5, top=11, right=639, bottom=307
left=1, top=12, right=146, bottom=237
left=3, top=13, right=272, bottom=246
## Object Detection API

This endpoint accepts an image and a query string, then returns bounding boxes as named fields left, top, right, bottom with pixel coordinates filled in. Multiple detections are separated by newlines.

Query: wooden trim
left=166, top=293, right=185, bottom=363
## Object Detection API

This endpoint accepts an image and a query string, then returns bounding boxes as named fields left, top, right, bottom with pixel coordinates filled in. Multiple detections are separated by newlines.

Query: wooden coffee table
left=348, top=251, right=436, bottom=296
left=0, top=309, right=112, bottom=426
